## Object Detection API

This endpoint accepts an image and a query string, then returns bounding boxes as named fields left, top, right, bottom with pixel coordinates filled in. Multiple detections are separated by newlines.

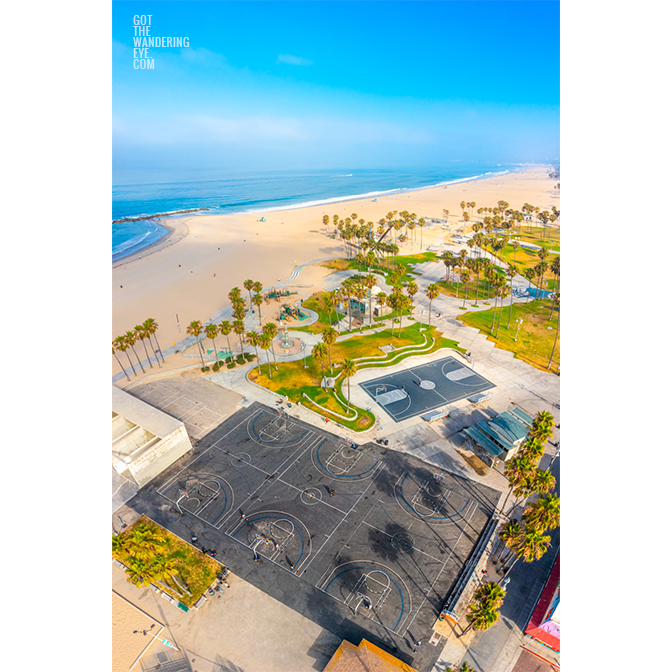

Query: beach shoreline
left=112, top=218, right=190, bottom=269
left=112, top=165, right=557, bottom=378
left=111, top=166, right=533, bottom=263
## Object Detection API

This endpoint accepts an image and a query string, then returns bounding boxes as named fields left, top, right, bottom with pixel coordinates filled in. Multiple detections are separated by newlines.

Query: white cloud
left=277, top=54, right=313, bottom=66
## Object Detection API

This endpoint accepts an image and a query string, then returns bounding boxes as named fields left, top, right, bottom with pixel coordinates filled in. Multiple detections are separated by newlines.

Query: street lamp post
left=302, top=341, right=308, bottom=369
left=514, top=317, right=523, bottom=342
left=132, top=624, right=180, bottom=652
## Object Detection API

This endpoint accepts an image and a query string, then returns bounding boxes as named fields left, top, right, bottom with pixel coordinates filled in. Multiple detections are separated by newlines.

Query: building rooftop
left=323, top=639, right=419, bottom=672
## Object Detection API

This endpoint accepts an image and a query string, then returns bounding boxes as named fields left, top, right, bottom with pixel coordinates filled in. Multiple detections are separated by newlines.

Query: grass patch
left=458, top=299, right=559, bottom=373
left=113, top=516, right=220, bottom=608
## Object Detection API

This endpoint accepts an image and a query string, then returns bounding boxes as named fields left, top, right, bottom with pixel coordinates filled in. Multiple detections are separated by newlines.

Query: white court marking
left=375, top=389, right=408, bottom=406
left=444, top=367, right=474, bottom=381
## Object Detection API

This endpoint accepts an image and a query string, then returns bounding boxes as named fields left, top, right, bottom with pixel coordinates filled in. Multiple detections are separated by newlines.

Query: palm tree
left=142, top=318, right=164, bottom=364
left=505, top=528, right=552, bottom=574
left=535, top=261, right=549, bottom=293
left=474, top=581, right=505, bottom=609
left=489, top=276, right=505, bottom=334
left=186, top=321, right=205, bottom=366
left=464, top=598, right=500, bottom=634
left=425, top=283, right=440, bottom=328
left=397, top=294, right=411, bottom=337
left=342, top=278, right=354, bottom=331
left=495, top=520, right=522, bottom=562
left=511, top=240, right=520, bottom=263
left=204, top=323, right=220, bottom=363
left=501, top=455, right=534, bottom=513
left=219, top=320, right=233, bottom=359
left=364, top=273, right=377, bottom=324
left=460, top=270, right=470, bottom=308
left=520, top=438, right=545, bottom=464
left=257, top=332, right=273, bottom=378
left=418, top=217, right=426, bottom=250
left=523, top=267, right=536, bottom=302
left=126, top=522, right=167, bottom=556
left=243, top=279, right=254, bottom=308
left=406, top=280, right=418, bottom=312
left=252, top=293, right=264, bottom=327
left=341, top=358, right=358, bottom=410
left=353, top=282, right=367, bottom=331
left=125, top=558, right=156, bottom=587
left=503, top=265, right=515, bottom=329
left=232, top=319, right=246, bottom=356
left=529, top=469, right=556, bottom=495
left=228, top=286, right=242, bottom=304
left=312, top=342, right=328, bottom=383
left=134, top=325, right=154, bottom=368
left=113, top=342, right=131, bottom=381
left=125, top=330, right=146, bottom=373
left=523, top=493, right=560, bottom=531
left=533, top=410, right=555, bottom=433
left=495, top=281, right=510, bottom=337
left=321, top=327, right=338, bottom=372
left=151, top=556, right=180, bottom=587
left=247, top=331, right=262, bottom=374
left=112, top=532, right=128, bottom=555
left=550, top=255, right=560, bottom=293
left=262, top=322, right=279, bottom=370
left=323, top=291, right=336, bottom=326
left=114, top=335, right=136, bottom=376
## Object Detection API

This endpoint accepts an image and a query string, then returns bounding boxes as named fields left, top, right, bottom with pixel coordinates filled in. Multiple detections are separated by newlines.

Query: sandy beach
left=112, top=165, right=557, bottom=379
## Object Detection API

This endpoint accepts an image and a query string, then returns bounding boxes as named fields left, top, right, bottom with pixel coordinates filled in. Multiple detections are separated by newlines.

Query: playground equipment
left=265, top=288, right=294, bottom=302
left=279, top=303, right=308, bottom=321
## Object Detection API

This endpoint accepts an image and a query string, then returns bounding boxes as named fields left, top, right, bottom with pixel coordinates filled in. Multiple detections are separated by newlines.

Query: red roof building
left=524, top=552, right=560, bottom=653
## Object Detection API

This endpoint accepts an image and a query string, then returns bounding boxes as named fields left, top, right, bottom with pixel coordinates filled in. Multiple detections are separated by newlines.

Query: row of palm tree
left=454, top=199, right=560, bottom=245
left=500, top=411, right=556, bottom=513
left=113, top=318, right=165, bottom=381
left=325, top=209, right=431, bottom=265
left=493, top=411, right=559, bottom=581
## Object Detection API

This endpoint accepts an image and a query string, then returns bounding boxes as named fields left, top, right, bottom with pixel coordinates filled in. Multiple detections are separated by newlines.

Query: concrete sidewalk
left=112, top=564, right=342, bottom=672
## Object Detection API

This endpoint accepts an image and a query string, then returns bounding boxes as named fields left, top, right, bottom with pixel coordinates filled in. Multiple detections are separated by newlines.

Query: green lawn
left=249, top=321, right=461, bottom=431
left=458, top=299, right=559, bottom=373
left=113, top=516, right=220, bottom=608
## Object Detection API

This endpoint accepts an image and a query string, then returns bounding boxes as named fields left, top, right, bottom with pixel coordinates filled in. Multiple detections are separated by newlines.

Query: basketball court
left=360, top=356, right=496, bottom=422
left=128, top=402, right=500, bottom=670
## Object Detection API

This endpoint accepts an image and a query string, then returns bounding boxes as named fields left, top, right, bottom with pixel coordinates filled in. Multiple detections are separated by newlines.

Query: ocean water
left=112, top=164, right=517, bottom=260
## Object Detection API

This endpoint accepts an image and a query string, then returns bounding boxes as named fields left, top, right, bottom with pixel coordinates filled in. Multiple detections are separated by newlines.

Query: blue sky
left=113, top=1, right=559, bottom=171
